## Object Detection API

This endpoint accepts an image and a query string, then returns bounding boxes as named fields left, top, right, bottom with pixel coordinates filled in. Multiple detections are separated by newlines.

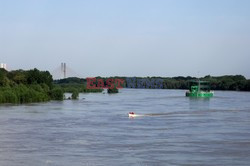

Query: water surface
left=0, top=89, right=250, bottom=166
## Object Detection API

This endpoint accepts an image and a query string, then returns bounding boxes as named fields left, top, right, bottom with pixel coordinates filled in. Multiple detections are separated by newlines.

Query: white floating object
left=128, top=112, right=143, bottom=118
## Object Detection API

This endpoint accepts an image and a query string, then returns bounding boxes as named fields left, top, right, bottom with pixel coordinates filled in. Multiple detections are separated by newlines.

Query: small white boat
left=128, top=112, right=170, bottom=118
left=128, top=112, right=144, bottom=118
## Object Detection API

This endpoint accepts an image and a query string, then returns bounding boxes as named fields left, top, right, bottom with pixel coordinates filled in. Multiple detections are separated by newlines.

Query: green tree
left=0, top=68, right=9, bottom=86
left=50, top=87, right=64, bottom=100
left=71, top=89, right=79, bottom=100
left=107, top=87, right=119, bottom=93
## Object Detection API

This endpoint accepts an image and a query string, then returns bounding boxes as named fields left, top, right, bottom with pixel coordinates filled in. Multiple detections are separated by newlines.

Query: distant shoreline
left=55, top=75, right=250, bottom=92
left=1, top=68, right=250, bottom=104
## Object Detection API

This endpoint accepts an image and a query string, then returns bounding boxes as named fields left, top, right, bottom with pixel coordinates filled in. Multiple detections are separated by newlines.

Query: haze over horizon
left=1, top=0, right=250, bottom=78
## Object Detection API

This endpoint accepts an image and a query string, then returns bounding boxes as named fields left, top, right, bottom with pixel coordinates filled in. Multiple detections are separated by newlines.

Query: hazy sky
left=1, top=0, right=250, bottom=78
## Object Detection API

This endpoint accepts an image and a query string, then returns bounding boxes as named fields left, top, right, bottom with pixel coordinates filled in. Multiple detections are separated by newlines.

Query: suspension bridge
left=50, top=63, right=84, bottom=80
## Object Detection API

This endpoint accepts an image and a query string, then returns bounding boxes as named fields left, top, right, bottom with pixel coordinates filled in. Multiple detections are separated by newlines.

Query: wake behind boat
left=128, top=112, right=172, bottom=118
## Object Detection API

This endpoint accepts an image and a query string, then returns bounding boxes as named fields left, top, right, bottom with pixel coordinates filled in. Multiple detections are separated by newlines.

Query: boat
left=186, top=80, right=214, bottom=97
left=128, top=112, right=137, bottom=117
left=128, top=112, right=144, bottom=118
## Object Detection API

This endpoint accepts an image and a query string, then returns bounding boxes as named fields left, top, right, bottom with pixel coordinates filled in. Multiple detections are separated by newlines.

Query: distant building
left=0, top=63, right=7, bottom=70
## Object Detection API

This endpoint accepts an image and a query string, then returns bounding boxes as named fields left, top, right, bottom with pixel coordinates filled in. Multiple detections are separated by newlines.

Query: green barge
left=186, top=80, right=214, bottom=97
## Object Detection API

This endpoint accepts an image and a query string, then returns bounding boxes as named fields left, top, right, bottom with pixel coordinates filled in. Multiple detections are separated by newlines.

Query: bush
left=0, top=69, right=65, bottom=104
left=50, top=87, right=64, bottom=100
left=107, top=87, right=119, bottom=93
left=71, top=89, right=79, bottom=100
left=0, top=88, right=18, bottom=103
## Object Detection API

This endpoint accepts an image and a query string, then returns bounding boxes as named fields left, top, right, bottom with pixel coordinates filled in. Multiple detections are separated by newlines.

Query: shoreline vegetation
left=0, top=68, right=250, bottom=104
left=0, top=68, right=102, bottom=104
left=56, top=75, right=250, bottom=91
left=0, top=68, right=62, bottom=104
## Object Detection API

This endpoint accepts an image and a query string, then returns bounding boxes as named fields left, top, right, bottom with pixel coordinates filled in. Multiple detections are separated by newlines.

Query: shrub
left=50, top=87, right=64, bottom=100
left=107, top=87, right=119, bottom=93
left=71, top=89, right=79, bottom=100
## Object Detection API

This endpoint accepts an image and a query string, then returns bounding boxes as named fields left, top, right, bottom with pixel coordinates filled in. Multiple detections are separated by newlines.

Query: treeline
left=124, top=75, right=250, bottom=91
left=129, top=75, right=250, bottom=91
left=0, top=68, right=63, bottom=104
left=54, top=77, right=103, bottom=93
left=202, top=75, right=250, bottom=91
left=54, top=77, right=121, bottom=93
left=55, top=75, right=250, bottom=91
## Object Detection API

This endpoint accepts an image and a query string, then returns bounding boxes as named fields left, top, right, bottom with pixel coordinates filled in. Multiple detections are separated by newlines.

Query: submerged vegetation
left=0, top=69, right=104, bottom=104
left=107, top=87, right=119, bottom=94
left=71, top=89, right=79, bottom=100
left=0, top=68, right=64, bottom=104
left=57, top=83, right=103, bottom=93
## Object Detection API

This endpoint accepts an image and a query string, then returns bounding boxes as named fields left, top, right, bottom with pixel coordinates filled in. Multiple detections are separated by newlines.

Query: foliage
left=71, top=89, right=79, bottom=100
left=0, top=84, right=50, bottom=104
left=107, top=81, right=119, bottom=94
left=55, top=75, right=250, bottom=91
left=123, top=75, right=249, bottom=91
left=107, top=87, right=119, bottom=93
left=50, top=87, right=64, bottom=101
left=0, top=68, right=63, bottom=104
left=56, top=83, right=103, bottom=93
left=54, top=77, right=86, bottom=84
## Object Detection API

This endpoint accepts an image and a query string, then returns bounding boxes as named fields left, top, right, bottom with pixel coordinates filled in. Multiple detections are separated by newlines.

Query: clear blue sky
left=1, top=0, right=250, bottom=78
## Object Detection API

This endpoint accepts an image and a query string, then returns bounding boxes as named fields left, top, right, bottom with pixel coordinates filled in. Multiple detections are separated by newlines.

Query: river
left=0, top=89, right=250, bottom=166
